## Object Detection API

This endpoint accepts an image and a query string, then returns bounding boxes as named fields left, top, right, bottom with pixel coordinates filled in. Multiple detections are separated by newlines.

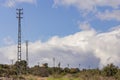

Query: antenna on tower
left=16, top=8, right=23, bottom=61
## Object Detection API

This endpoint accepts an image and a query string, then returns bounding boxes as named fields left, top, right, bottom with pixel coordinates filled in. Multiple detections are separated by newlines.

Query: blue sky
left=0, top=0, right=120, bottom=68
left=0, top=0, right=81, bottom=45
left=0, top=0, right=119, bottom=45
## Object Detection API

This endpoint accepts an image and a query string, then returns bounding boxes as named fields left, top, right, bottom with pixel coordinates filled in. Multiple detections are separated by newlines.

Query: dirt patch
left=37, top=77, right=47, bottom=80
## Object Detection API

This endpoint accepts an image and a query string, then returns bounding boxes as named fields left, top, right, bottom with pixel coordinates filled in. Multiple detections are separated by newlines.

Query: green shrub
left=69, top=68, right=79, bottom=74
left=102, top=63, right=118, bottom=77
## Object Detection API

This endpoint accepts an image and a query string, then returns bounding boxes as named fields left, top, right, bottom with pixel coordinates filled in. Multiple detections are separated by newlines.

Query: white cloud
left=78, top=21, right=92, bottom=30
left=53, top=0, right=120, bottom=21
left=97, top=10, right=120, bottom=21
left=3, top=0, right=37, bottom=7
left=0, top=25, right=120, bottom=68
left=54, top=0, right=120, bottom=12
left=54, top=0, right=95, bottom=12
left=3, top=36, right=15, bottom=45
left=91, top=28, right=120, bottom=67
left=0, top=45, right=17, bottom=65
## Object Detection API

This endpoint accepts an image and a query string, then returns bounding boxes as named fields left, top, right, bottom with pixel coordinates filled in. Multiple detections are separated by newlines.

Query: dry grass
left=24, top=75, right=47, bottom=80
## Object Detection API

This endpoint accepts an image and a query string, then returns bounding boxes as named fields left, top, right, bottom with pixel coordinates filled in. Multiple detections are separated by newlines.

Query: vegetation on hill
left=0, top=60, right=120, bottom=80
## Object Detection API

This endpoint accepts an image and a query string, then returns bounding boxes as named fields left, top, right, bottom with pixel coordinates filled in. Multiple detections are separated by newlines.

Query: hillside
left=0, top=60, right=120, bottom=80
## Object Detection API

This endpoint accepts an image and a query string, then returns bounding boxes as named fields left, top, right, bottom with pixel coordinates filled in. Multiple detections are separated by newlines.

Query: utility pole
left=26, top=40, right=28, bottom=65
left=58, top=62, right=61, bottom=74
left=16, top=8, right=23, bottom=61
left=53, top=57, right=55, bottom=68
left=26, top=40, right=29, bottom=74
left=10, top=59, right=14, bottom=65
left=53, top=57, right=55, bottom=77
left=38, top=62, right=40, bottom=67
left=79, top=64, right=81, bottom=69
left=67, top=64, right=69, bottom=68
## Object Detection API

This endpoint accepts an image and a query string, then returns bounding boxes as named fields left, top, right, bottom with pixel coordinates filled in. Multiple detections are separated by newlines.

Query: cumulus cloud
left=97, top=10, right=120, bottom=21
left=91, top=28, right=120, bottom=67
left=0, top=45, right=17, bottom=65
left=3, top=0, right=37, bottom=7
left=0, top=25, right=120, bottom=68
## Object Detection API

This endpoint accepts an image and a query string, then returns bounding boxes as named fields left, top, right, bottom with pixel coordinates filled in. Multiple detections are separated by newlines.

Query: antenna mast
left=16, top=8, right=23, bottom=61
left=26, top=40, right=29, bottom=65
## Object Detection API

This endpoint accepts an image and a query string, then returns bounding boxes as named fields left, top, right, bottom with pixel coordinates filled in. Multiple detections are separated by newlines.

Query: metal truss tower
left=16, top=8, right=23, bottom=61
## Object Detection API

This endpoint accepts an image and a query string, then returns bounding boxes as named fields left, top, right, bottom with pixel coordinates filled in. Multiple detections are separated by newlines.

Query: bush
left=30, top=66, right=49, bottom=77
left=102, top=63, right=118, bottom=77
left=69, top=68, right=79, bottom=74
left=14, top=60, right=27, bottom=74
left=64, top=67, right=70, bottom=73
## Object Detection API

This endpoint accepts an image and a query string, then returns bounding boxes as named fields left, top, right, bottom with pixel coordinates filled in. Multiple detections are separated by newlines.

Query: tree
left=14, top=60, right=28, bottom=74
left=102, top=63, right=118, bottom=77
left=64, top=67, right=70, bottom=73
left=42, top=63, right=48, bottom=68
left=29, top=65, right=49, bottom=77
left=69, top=68, right=79, bottom=73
